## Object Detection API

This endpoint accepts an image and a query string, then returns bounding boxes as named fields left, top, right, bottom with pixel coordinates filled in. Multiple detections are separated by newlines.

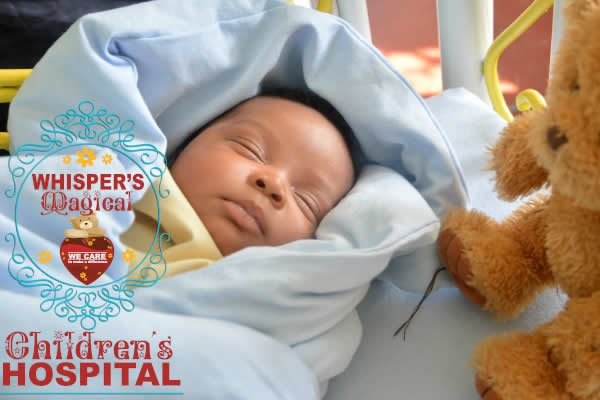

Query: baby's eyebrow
left=236, top=119, right=272, bottom=140
left=233, top=119, right=273, bottom=146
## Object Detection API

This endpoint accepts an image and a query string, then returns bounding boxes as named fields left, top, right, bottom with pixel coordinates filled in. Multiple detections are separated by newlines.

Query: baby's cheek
left=269, top=215, right=315, bottom=246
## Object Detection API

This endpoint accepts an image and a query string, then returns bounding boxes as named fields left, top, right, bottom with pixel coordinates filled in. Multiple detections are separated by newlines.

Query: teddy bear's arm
left=87, top=227, right=106, bottom=237
left=64, top=229, right=89, bottom=238
left=440, top=195, right=556, bottom=319
left=488, top=110, right=549, bottom=201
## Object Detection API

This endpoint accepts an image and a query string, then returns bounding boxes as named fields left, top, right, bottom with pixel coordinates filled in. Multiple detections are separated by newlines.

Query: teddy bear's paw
left=471, top=331, right=568, bottom=400
left=87, top=227, right=106, bottom=238
left=438, top=227, right=486, bottom=307
left=440, top=205, right=551, bottom=319
left=64, top=228, right=89, bottom=239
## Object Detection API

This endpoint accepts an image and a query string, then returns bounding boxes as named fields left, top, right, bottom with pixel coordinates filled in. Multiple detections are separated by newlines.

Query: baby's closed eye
left=293, top=189, right=320, bottom=222
left=229, top=136, right=265, bottom=163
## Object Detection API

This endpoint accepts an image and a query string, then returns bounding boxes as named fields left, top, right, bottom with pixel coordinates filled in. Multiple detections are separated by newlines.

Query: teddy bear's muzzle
left=547, top=126, right=568, bottom=150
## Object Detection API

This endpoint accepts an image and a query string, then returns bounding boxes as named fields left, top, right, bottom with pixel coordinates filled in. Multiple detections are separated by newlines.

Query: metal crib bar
left=550, top=0, right=565, bottom=75
left=436, top=0, right=494, bottom=105
left=336, top=0, right=372, bottom=43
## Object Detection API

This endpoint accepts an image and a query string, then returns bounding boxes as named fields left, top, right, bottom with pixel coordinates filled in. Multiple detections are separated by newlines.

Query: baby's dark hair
left=167, top=87, right=362, bottom=180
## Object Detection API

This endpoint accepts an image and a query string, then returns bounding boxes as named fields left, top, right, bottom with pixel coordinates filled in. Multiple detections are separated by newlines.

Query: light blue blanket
left=2, top=0, right=469, bottom=398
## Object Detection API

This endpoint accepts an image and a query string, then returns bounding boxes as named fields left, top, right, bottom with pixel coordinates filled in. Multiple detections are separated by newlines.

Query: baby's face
left=170, top=96, right=354, bottom=256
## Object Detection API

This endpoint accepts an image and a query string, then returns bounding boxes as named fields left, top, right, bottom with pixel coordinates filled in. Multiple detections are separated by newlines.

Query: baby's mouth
left=222, top=198, right=265, bottom=235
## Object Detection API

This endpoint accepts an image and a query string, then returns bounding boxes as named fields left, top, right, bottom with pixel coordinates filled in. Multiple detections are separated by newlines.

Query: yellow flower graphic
left=80, top=272, right=87, bottom=279
left=102, top=154, right=113, bottom=165
left=122, top=248, right=135, bottom=263
left=76, top=147, right=96, bottom=168
left=62, top=155, right=71, bottom=164
left=38, top=250, right=52, bottom=264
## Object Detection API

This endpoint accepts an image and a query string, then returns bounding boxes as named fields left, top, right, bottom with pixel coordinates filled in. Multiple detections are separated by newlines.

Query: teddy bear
left=64, top=211, right=106, bottom=238
left=437, top=0, right=600, bottom=399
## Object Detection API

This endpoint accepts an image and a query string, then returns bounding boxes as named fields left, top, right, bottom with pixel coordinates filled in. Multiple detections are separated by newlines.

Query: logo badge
left=5, top=101, right=170, bottom=329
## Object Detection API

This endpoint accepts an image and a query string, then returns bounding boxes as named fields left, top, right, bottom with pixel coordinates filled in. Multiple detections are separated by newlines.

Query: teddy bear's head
left=69, top=212, right=99, bottom=231
left=527, top=0, right=600, bottom=211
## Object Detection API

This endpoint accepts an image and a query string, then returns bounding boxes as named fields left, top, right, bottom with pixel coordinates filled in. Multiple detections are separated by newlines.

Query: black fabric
left=0, top=0, right=148, bottom=145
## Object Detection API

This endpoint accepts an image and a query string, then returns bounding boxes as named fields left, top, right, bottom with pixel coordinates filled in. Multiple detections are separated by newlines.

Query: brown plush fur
left=472, top=328, right=569, bottom=399
left=437, top=0, right=600, bottom=398
left=487, top=110, right=549, bottom=201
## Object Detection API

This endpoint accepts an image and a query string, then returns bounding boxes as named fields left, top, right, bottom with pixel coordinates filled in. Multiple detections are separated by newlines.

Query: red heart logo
left=59, top=236, right=114, bottom=285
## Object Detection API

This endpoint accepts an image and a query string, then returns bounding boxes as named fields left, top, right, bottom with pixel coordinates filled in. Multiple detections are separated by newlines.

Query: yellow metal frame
left=483, top=0, right=553, bottom=122
left=0, top=69, right=31, bottom=150
left=287, top=0, right=333, bottom=13
left=0, top=132, right=9, bottom=150
left=315, top=0, right=333, bottom=13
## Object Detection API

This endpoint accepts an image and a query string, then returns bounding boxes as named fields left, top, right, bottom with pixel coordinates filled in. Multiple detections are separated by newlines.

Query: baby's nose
left=249, top=171, right=287, bottom=208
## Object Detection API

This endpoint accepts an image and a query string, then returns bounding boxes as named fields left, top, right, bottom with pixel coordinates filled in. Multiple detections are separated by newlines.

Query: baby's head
left=168, top=87, right=359, bottom=256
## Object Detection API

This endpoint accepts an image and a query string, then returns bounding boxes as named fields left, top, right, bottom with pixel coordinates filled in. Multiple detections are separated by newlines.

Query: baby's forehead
left=226, top=97, right=339, bottom=138
left=225, top=98, right=346, bottom=155
left=228, top=96, right=306, bottom=116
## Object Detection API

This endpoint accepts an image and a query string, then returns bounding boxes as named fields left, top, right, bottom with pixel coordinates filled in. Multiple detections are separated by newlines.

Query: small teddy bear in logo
left=64, top=211, right=106, bottom=239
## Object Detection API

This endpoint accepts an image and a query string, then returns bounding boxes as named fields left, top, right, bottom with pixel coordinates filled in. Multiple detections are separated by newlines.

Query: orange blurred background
left=366, top=0, right=554, bottom=106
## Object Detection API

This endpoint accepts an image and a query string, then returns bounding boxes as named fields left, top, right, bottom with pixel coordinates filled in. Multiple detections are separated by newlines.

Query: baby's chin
left=204, top=218, right=254, bottom=257
left=207, top=228, right=239, bottom=257
left=214, top=238, right=241, bottom=257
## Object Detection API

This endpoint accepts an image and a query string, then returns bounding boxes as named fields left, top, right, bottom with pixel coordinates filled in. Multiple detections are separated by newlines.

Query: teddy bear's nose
left=547, top=126, right=568, bottom=150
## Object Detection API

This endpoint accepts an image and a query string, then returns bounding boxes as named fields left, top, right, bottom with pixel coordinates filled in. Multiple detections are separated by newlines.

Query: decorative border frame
left=4, top=101, right=169, bottom=330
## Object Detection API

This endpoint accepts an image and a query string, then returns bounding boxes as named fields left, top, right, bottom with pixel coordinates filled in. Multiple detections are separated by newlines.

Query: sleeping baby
left=120, top=87, right=360, bottom=282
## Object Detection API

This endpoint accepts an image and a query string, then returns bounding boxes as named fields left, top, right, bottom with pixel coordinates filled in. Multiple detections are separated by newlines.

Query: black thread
left=393, top=267, right=446, bottom=340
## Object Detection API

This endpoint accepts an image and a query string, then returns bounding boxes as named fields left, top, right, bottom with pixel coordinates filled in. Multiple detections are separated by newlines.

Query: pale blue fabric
left=2, top=1, right=469, bottom=398
left=327, top=89, right=566, bottom=400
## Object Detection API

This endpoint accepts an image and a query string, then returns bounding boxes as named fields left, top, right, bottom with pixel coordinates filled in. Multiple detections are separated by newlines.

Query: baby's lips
left=223, top=199, right=264, bottom=235
left=236, top=199, right=266, bottom=234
